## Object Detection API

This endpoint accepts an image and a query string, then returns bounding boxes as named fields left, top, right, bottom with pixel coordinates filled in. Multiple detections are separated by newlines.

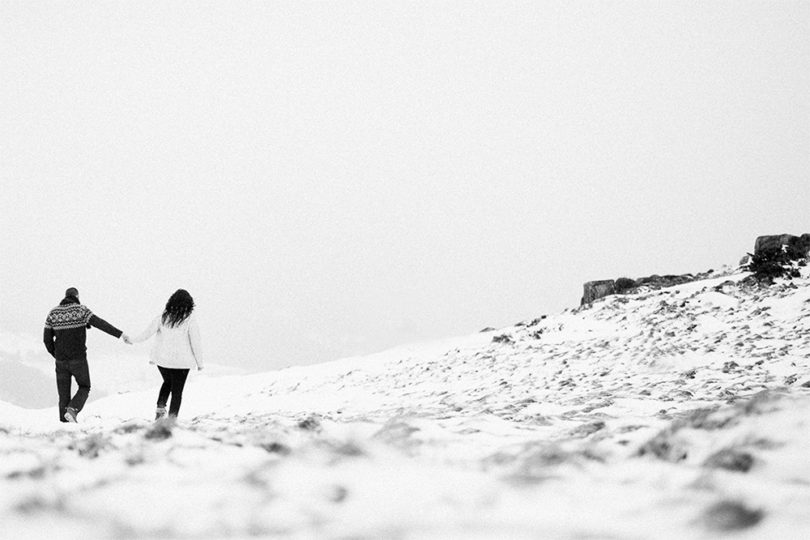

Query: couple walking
left=43, top=287, right=204, bottom=423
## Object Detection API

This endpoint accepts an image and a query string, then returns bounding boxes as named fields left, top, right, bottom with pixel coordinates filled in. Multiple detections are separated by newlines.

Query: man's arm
left=88, top=314, right=123, bottom=339
left=43, top=327, right=56, bottom=357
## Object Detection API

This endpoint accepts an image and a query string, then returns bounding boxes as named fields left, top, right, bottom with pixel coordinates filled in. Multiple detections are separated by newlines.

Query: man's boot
left=64, top=407, right=78, bottom=423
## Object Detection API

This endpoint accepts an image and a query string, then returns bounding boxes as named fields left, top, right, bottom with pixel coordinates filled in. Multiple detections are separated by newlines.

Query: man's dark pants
left=55, top=358, right=91, bottom=422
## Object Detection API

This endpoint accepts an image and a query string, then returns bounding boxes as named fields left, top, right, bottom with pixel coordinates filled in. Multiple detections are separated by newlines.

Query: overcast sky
left=1, top=1, right=808, bottom=372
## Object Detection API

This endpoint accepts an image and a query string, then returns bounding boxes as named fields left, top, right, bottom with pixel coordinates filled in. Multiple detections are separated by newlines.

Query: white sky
left=1, top=1, right=808, bottom=371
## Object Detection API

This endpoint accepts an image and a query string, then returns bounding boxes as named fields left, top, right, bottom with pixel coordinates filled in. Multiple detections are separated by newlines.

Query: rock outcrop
left=636, top=274, right=696, bottom=289
left=580, top=234, right=810, bottom=305
left=754, top=234, right=810, bottom=257
left=581, top=280, right=616, bottom=305
left=580, top=274, right=700, bottom=305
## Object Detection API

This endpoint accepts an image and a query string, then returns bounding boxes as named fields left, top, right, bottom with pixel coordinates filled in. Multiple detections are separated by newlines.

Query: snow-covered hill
left=2, top=268, right=810, bottom=539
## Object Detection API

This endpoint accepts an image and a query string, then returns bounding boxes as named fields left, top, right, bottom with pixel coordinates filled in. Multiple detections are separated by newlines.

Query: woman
left=132, top=289, right=204, bottom=420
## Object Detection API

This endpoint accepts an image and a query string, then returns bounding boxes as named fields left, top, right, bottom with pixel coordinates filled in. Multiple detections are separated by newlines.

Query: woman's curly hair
left=162, top=289, right=195, bottom=328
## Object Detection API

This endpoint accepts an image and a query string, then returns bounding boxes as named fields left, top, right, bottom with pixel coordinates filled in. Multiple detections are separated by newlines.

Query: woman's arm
left=131, top=316, right=161, bottom=344
left=188, top=316, right=204, bottom=369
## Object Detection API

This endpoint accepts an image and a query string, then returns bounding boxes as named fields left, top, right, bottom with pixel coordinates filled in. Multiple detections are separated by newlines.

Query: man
left=43, top=287, right=131, bottom=423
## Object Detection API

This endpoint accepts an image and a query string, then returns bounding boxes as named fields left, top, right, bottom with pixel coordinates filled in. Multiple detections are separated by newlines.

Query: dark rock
left=260, top=442, right=291, bottom=455
left=754, top=233, right=810, bottom=258
left=701, top=500, right=764, bottom=531
left=637, top=433, right=688, bottom=462
left=568, top=421, right=605, bottom=438
left=637, top=274, right=660, bottom=285
left=703, top=449, right=755, bottom=472
left=492, top=334, right=514, bottom=344
left=479, top=327, right=496, bottom=333
left=713, top=280, right=735, bottom=292
left=722, top=361, right=739, bottom=374
left=581, top=280, right=615, bottom=305
left=638, top=274, right=695, bottom=289
left=297, top=415, right=321, bottom=431
left=614, top=277, right=637, bottom=293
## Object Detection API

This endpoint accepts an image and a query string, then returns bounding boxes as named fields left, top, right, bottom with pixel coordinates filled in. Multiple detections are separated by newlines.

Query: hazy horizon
left=2, top=1, right=808, bottom=372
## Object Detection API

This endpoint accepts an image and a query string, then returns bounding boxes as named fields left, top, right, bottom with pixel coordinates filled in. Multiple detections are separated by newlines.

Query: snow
left=1, top=269, right=810, bottom=538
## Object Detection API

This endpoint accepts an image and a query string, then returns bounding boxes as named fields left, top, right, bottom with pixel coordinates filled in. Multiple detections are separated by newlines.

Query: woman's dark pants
left=156, top=366, right=190, bottom=417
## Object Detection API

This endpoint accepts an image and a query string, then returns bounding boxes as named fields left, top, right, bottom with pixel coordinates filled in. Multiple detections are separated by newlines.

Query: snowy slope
left=2, top=268, right=810, bottom=539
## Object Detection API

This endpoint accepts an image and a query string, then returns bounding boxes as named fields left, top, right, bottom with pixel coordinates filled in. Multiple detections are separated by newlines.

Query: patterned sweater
left=43, top=298, right=123, bottom=361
